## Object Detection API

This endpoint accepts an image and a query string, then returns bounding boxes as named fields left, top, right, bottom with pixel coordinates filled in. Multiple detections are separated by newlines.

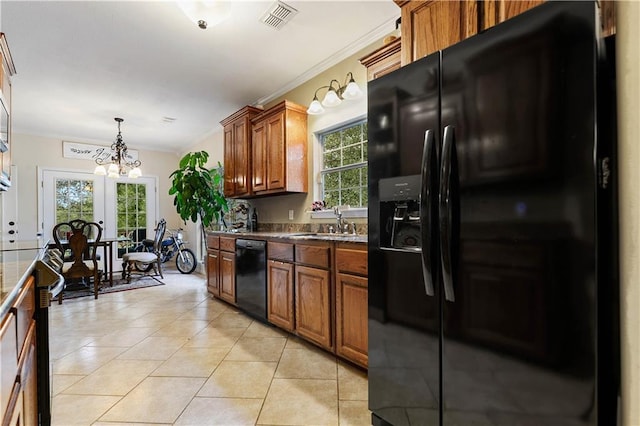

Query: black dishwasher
left=235, top=239, right=267, bottom=322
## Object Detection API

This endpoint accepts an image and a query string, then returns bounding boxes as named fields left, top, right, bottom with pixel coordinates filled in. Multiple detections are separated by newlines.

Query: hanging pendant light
left=94, top=117, right=142, bottom=179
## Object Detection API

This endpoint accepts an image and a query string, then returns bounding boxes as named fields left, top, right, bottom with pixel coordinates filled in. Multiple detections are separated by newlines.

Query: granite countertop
left=210, top=230, right=367, bottom=244
left=0, top=239, right=48, bottom=318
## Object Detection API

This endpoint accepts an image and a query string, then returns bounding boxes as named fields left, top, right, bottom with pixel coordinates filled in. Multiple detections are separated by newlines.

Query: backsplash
left=223, top=199, right=252, bottom=232
left=258, top=222, right=368, bottom=235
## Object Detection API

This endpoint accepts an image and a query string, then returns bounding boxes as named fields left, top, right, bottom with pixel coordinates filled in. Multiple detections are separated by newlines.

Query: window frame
left=312, top=116, right=368, bottom=219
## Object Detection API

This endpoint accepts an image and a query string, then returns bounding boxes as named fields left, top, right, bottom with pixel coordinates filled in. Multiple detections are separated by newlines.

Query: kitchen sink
left=287, top=233, right=367, bottom=242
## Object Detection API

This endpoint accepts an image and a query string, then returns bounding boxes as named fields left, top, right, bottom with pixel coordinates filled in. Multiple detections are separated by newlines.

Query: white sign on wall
left=62, top=141, right=139, bottom=163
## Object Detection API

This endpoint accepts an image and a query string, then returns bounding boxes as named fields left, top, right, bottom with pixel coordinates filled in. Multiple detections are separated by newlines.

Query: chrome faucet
left=334, top=207, right=348, bottom=234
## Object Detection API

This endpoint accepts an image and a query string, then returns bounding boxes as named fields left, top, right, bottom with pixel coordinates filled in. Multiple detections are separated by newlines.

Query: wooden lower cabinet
left=336, top=273, right=368, bottom=368
left=267, top=260, right=295, bottom=332
left=220, top=251, right=236, bottom=305
left=19, top=323, right=37, bottom=426
left=1, top=277, right=37, bottom=426
left=295, top=265, right=332, bottom=350
left=206, top=249, right=220, bottom=297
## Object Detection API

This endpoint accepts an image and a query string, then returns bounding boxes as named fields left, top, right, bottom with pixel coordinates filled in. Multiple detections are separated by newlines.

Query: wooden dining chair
left=52, top=220, right=103, bottom=303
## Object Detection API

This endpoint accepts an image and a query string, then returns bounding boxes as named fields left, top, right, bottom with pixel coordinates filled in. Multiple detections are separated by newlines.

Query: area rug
left=59, top=275, right=164, bottom=300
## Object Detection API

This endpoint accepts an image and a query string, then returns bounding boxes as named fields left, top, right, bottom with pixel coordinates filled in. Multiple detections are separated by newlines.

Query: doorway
left=40, top=168, right=157, bottom=272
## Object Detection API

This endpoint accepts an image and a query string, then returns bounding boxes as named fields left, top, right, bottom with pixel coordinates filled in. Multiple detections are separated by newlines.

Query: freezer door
left=440, top=2, right=602, bottom=424
left=368, top=52, right=442, bottom=426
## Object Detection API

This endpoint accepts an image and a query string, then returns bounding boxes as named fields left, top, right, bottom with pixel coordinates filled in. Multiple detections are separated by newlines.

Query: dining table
left=48, top=236, right=131, bottom=287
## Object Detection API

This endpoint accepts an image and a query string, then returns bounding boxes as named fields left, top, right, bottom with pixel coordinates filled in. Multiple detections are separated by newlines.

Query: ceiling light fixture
left=94, top=118, right=142, bottom=179
left=177, top=1, right=232, bottom=30
left=307, top=72, right=363, bottom=115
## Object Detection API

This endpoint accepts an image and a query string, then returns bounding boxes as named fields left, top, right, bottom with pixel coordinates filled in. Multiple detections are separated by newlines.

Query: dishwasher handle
left=236, top=239, right=266, bottom=250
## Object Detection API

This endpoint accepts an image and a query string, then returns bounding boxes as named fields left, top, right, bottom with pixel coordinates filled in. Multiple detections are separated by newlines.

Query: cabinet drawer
left=219, top=236, right=236, bottom=252
left=336, top=247, right=368, bottom=276
left=1, top=312, right=17, bottom=418
left=295, top=244, right=330, bottom=269
left=207, top=235, right=220, bottom=249
left=268, top=241, right=293, bottom=262
left=12, top=277, right=35, bottom=357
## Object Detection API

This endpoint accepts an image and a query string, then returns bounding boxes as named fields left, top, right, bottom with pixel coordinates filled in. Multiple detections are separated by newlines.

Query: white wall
left=617, top=2, right=640, bottom=424
left=177, top=128, right=224, bottom=264
left=9, top=132, right=182, bottom=239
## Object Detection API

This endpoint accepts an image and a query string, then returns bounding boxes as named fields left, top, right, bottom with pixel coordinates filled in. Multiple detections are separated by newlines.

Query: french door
left=40, top=169, right=157, bottom=271
left=105, top=176, right=157, bottom=263
left=41, top=170, right=106, bottom=239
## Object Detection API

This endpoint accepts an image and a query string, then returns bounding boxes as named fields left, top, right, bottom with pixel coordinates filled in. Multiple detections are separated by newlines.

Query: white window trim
left=311, top=207, right=368, bottom=219
left=311, top=114, right=368, bottom=219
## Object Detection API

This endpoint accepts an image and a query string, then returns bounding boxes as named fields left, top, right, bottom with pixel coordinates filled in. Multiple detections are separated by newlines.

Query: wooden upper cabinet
left=0, top=33, right=16, bottom=191
left=251, top=100, right=308, bottom=196
left=223, top=126, right=234, bottom=196
left=265, top=111, right=285, bottom=191
left=359, top=37, right=402, bottom=82
left=482, top=0, right=544, bottom=29
left=483, top=0, right=615, bottom=36
left=396, top=0, right=478, bottom=66
left=251, top=120, right=267, bottom=193
left=599, top=0, right=616, bottom=37
left=220, top=106, right=262, bottom=198
left=393, top=0, right=615, bottom=69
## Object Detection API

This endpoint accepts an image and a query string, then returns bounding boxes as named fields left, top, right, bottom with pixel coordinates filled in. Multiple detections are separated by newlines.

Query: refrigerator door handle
left=439, top=125, right=456, bottom=302
left=420, top=129, right=436, bottom=297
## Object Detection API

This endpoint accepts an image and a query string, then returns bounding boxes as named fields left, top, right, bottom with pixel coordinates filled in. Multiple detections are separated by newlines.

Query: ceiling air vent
left=260, top=1, right=298, bottom=30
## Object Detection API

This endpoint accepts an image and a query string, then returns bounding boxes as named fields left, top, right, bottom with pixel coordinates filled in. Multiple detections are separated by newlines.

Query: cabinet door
left=1, top=313, right=17, bottom=416
left=360, top=37, right=402, bottom=82
left=233, top=119, right=251, bottom=197
left=20, top=323, right=37, bottom=426
left=207, top=250, right=220, bottom=297
left=600, top=0, right=616, bottom=37
left=482, top=0, right=544, bottom=29
left=400, top=0, right=477, bottom=66
left=336, top=273, right=368, bottom=368
left=295, top=265, right=332, bottom=350
left=252, top=120, right=267, bottom=193
left=266, top=112, right=285, bottom=191
left=223, top=125, right=235, bottom=196
left=220, top=251, right=236, bottom=305
left=268, top=260, right=294, bottom=331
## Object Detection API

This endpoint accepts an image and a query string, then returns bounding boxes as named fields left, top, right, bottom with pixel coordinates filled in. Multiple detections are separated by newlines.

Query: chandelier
left=94, top=118, right=142, bottom=179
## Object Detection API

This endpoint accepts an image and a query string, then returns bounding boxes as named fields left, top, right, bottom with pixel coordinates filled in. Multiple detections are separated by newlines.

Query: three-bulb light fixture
left=94, top=117, right=142, bottom=179
left=306, top=72, right=363, bottom=115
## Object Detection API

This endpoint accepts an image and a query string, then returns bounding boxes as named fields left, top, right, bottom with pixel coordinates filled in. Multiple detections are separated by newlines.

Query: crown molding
left=253, top=15, right=398, bottom=107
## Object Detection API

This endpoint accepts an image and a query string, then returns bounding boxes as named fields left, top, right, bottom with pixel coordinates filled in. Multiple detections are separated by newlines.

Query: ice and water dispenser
left=378, top=175, right=422, bottom=251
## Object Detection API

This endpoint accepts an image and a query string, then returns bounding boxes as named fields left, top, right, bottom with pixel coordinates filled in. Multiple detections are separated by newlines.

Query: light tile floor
left=49, top=267, right=370, bottom=426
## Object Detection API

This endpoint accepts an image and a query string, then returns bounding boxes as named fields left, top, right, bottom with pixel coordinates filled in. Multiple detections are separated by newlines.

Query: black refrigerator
left=367, top=2, right=619, bottom=425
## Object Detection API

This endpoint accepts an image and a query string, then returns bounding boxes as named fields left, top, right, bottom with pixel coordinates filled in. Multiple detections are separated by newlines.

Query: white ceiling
left=1, top=0, right=399, bottom=153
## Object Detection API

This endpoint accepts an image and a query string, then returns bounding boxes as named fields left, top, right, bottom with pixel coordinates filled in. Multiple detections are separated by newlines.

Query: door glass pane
left=116, top=182, right=147, bottom=256
left=55, top=178, right=94, bottom=225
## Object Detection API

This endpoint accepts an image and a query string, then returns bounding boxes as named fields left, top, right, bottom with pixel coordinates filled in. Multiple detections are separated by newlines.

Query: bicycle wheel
left=176, top=248, right=197, bottom=274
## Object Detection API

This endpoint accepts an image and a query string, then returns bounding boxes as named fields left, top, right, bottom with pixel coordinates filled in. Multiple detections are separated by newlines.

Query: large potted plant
left=169, top=151, right=228, bottom=246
